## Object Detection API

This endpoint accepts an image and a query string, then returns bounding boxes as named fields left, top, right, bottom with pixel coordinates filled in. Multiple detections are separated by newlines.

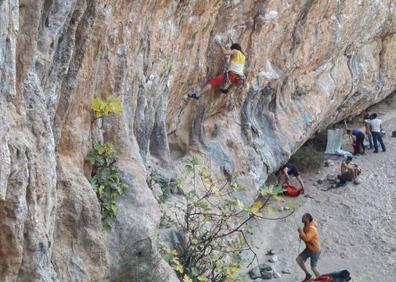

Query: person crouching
left=338, top=156, right=361, bottom=186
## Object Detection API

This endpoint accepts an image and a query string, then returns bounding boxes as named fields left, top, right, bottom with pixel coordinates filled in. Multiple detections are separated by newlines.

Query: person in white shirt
left=368, top=113, right=386, bottom=153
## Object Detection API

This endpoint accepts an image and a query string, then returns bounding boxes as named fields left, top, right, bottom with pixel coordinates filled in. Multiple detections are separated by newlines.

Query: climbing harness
left=220, top=71, right=245, bottom=94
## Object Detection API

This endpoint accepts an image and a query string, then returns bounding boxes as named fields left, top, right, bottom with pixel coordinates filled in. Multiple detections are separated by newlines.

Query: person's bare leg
left=197, top=84, right=212, bottom=98
left=312, top=267, right=320, bottom=277
left=296, top=256, right=311, bottom=277
left=297, top=175, right=305, bottom=192
left=352, top=168, right=358, bottom=181
left=353, top=168, right=361, bottom=184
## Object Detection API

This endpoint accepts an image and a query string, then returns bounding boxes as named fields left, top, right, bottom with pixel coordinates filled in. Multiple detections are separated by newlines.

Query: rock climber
left=276, top=162, right=305, bottom=193
left=296, top=213, right=321, bottom=281
left=367, top=113, right=386, bottom=153
left=187, top=41, right=245, bottom=99
left=346, top=128, right=365, bottom=155
left=363, top=111, right=373, bottom=149
left=339, top=156, right=361, bottom=185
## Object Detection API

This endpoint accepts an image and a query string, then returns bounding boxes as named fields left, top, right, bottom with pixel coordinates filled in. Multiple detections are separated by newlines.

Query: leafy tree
left=91, top=96, right=123, bottom=121
left=86, top=143, right=127, bottom=229
left=162, top=158, right=294, bottom=281
left=87, top=96, right=126, bottom=229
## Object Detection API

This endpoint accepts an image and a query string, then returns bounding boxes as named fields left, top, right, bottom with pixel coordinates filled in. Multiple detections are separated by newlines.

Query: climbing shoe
left=187, top=93, right=200, bottom=100
left=220, top=88, right=229, bottom=94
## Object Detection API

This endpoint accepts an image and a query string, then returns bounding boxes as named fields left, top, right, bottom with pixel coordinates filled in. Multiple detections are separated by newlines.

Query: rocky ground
left=245, top=95, right=396, bottom=281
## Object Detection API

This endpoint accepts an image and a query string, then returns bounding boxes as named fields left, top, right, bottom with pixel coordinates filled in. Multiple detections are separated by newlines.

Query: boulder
left=248, top=266, right=262, bottom=280
left=259, top=263, right=274, bottom=279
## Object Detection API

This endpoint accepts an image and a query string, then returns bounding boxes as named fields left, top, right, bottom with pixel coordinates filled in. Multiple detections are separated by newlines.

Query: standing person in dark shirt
left=347, top=128, right=365, bottom=154
left=276, top=162, right=305, bottom=192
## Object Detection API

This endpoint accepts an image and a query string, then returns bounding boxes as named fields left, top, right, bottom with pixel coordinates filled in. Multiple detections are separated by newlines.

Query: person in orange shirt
left=187, top=42, right=245, bottom=99
left=296, top=213, right=321, bottom=281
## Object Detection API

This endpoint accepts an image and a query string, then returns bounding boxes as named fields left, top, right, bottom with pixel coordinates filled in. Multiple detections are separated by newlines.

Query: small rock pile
left=248, top=263, right=281, bottom=280
left=248, top=250, right=288, bottom=280
left=313, top=173, right=340, bottom=189
left=312, top=160, right=343, bottom=189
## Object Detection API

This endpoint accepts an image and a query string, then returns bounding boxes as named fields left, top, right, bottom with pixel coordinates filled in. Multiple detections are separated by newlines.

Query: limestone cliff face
left=0, top=0, right=395, bottom=281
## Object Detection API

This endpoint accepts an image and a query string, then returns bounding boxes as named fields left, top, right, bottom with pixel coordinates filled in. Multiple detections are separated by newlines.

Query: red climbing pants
left=209, top=71, right=241, bottom=87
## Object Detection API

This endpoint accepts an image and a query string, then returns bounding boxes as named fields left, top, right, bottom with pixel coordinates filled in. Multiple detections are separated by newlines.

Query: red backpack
left=313, top=276, right=332, bottom=281
left=283, top=185, right=302, bottom=197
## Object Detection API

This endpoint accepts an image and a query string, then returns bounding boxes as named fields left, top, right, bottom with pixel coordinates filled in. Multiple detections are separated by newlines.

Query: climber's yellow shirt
left=228, top=50, right=245, bottom=76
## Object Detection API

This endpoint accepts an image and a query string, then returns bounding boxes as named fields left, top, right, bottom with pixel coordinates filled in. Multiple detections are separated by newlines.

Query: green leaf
left=172, top=258, right=184, bottom=273
left=191, top=267, right=199, bottom=277
left=91, top=96, right=122, bottom=119
left=185, top=157, right=198, bottom=172
left=246, top=200, right=263, bottom=216
left=260, top=184, right=283, bottom=196
left=107, top=97, right=123, bottom=113
left=91, top=98, right=105, bottom=113
left=225, top=264, right=240, bottom=281
left=197, top=275, right=209, bottom=281
left=87, top=142, right=127, bottom=230
left=272, top=194, right=284, bottom=202
left=101, top=218, right=111, bottom=229
left=163, top=253, right=172, bottom=263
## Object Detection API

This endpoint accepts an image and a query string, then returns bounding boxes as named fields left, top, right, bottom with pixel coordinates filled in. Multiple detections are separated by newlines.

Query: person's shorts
left=209, top=71, right=241, bottom=87
left=287, top=165, right=299, bottom=177
left=340, top=171, right=353, bottom=182
left=355, top=132, right=365, bottom=142
left=298, top=248, right=321, bottom=268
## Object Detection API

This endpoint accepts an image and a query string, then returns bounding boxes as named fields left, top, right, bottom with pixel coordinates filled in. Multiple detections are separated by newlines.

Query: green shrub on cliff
left=87, top=96, right=126, bottom=229
left=91, top=96, right=122, bottom=120
left=86, top=143, right=128, bottom=229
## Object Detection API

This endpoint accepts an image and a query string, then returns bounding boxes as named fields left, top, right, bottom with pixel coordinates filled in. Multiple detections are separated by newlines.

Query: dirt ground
left=247, top=94, right=396, bottom=281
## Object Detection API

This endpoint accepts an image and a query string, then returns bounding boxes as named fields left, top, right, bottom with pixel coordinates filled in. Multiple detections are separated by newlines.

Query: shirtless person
left=340, top=156, right=361, bottom=185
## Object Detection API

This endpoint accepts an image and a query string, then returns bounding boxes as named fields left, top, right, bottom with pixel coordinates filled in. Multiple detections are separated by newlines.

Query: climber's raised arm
left=217, top=42, right=238, bottom=56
